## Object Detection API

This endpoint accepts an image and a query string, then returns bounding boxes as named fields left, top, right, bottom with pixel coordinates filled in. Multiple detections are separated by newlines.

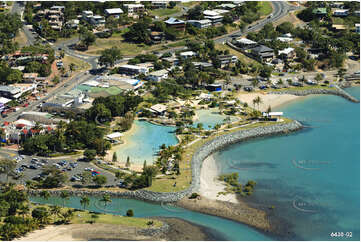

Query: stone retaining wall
left=269, top=86, right=359, bottom=103
left=30, top=121, right=303, bottom=202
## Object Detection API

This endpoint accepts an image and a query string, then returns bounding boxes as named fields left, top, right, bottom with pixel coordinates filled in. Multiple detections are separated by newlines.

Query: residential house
left=354, top=10, right=360, bottom=17
left=278, top=47, right=295, bottom=61
left=162, top=57, right=179, bottom=66
left=356, top=24, right=360, bottom=34
left=90, top=15, right=106, bottom=27
left=165, top=17, right=185, bottom=31
left=150, top=104, right=167, bottom=115
left=218, top=3, right=236, bottom=10
left=205, top=83, right=222, bottom=92
left=117, top=64, right=149, bottom=75
left=203, top=10, right=223, bottom=25
left=50, top=6, right=65, bottom=12
left=333, top=9, right=349, bottom=17
left=151, top=1, right=168, bottom=9
left=192, top=62, right=213, bottom=70
left=312, top=8, right=327, bottom=17
left=250, top=45, right=274, bottom=62
left=105, top=8, right=124, bottom=18
left=66, top=19, right=80, bottom=29
left=332, top=24, right=347, bottom=31
left=276, top=36, right=293, bottom=42
left=0, top=86, right=22, bottom=99
left=124, top=4, right=145, bottom=13
left=187, top=19, right=212, bottom=29
left=179, top=51, right=197, bottom=59
left=23, top=73, right=38, bottom=83
left=82, top=10, right=93, bottom=21
left=235, top=38, right=258, bottom=48
left=217, top=55, right=238, bottom=66
left=147, top=69, right=169, bottom=82
left=150, top=31, right=164, bottom=43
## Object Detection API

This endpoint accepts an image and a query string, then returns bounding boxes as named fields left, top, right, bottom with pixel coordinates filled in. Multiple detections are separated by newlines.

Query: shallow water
left=215, top=87, right=360, bottom=240
left=194, top=108, right=238, bottom=130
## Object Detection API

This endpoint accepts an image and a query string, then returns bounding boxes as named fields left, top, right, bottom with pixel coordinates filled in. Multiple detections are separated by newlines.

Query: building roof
left=192, top=62, right=213, bottom=68
left=150, top=104, right=167, bottom=113
left=0, top=97, right=11, bottom=104
left=187, top=19, right=212, bottom=24
left=236, top=38, right=257, bottom=45
left=276, top=37, right=293, bottom=42
left=203, top=10, right=219, bottom=16
left=23, top=73, right=38, bottom=79
left=106, top=132, right=123, bottom=139
left=119, top=64, right=148, bottom=70
left=251, top=45, right=273, bottom=53
left=180, top=51, right=196, bottom=56
left=148, top=69, right=169, bottom=77
left=124, top=4, right=144, bottom=8
left=263, top=112, right=283, bottom=116
left=0, top=85, right=21, bottom=94
left=278, top=47, right=295, bottom=55
left=218, top=3, right=237, bottom=9
left=105, top=8, right=124, bottom=15
left=164, top=17, right=185, bottom=25
left=312, top=8, right=327, bottom=14
left=213, top=9, right=230, bottom=14
left=332, top=24, right=347, bottom=30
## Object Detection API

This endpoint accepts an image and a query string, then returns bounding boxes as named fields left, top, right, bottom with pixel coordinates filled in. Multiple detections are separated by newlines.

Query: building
left=333, top=9, right=349, bottom=17
left=105, top=8, right=124, bottom=18
left=312, top=8, right=327, bottom=16
left=356, top=24, right=360, bottom=34
left=250, top=45, right=274, bottom=62
left=90, top=15, right=106, bottom=26
left=235, top=38, right=258, bottom=48
left=147, top=69, right=169, bottom=82
left=187, top=19, right=212, bottom=29
left=218, top=3, right=236, bottom=9
left=262, top=112, right=283, bottom=121
left=192, top=62, right=213, bottom=70
left=23, top=73, right=38, bottom=83
left=331, top=24, right=347, bottom=31
left=164, top=17, right=185, bottom=31
left=150, top=104, right=167, bottom=115
left=278, top=47, right=295, bottom=60
left=179, top=51, right=197, bottom=59
left=0, top=86, right=22, bottom=99
left=50, top=6, right=65, bottom=12
left=151, top=1, right=168, bottom=9
left=117, top=64, right=149, bottom=75
left=124, top=4, right=145, bottom=13
left=217, top=55, right=238, bottom=66
left=66, top=19, right=80, bottom=29
left=150, top=31, right=164, bottom=43
left=162, top=57, right=179, bottom=66
left=203, top=10, right=223, bottom=25
left=206, top=84, right=222, bottom=92
left=82, top=10, right=93, bottom=20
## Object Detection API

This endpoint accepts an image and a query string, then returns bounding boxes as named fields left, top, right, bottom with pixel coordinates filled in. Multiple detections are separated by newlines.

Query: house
left=162, top=57, right=179, bottom=66
left=105, top=8, right=124, bottom=18
left=217, top=55, right=238, bottom=66
left=124, top=4, right=145, bottom=13
left=312, top=8, right=327, bottom=16
left=354, top=10, right=360, bottom=17
left=117, top=64, right=149, bottom=75
left=356, top=24, right=360, bottom=34
left=50, top=6, right=65, bottom=12
left=187, top=19, right=212, bottom=29
left=82, top=10, right=93, bottom=20
left=262, top=112, right=283, bottom=121
left=331, top=24, right=347, bottom=31
left=164, top=18, right=185, bottom=31
left=147, top=69, right=169, bottom=82
left=151, top=1, right=168, bottom=9
left=206, top=83, right=222, bottom=92
left=90, top=15, right=106, bottom=26
left=0, top=86, right=22, bottom=99
left=66, top=19, right=80, bottom=29
left=333, top=9, right=349, bottom=17
left=235, top=38, right=257, bottom=48
left=198, top=93, right=213, bottom=101
left=23, top=73, right=38, bottom=83
left=218, top=3, right=237, bottom=10
left=179, top=51, right=197, bottom=59
left=192, top=62, right=213, bottom=70
left=250, top=45, right=274, bottom=62
left=203, top=10, right=223, bottom=25
left=276, top=36, right=293, bottom=42
left=150, top=104, right=167, bottom=115
left=150, top=31, right=164, bottom=43
left=278, top=47, right=295, bottom=60
left=213, top=9, right=230, bottom=15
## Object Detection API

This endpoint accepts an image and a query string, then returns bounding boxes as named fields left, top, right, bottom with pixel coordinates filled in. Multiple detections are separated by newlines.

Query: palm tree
left=255, top=96, right=262, bottom=111
left=18, top=204, right=30, bottom=218
left=40, top=190, right=50, bottom=201
left=252, top=98, right=257, bottom=109
left=80, top=196, right=90, bottom=210
left=60, top=191, right=70, bottom=207
left=0, top=158, right=16, bottom=182
left=100, top=194, right=112, bottom=208
left=61, top=209, right=74, bottom=224
left=69, top=63, right=76, bottom=74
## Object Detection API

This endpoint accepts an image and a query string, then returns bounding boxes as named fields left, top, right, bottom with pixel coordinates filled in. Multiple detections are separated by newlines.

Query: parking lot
left=2, top=154, right=118, bottom=187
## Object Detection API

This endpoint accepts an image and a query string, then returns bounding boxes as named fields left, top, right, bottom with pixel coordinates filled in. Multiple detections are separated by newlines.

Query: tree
left=100, top=194, right=111, bottom=208
left=0, top=159, right=16, bottom=182
left=32, top=207, right=50, bottom=224
left=112, top=152, right=117, bottom=163
left=123, top=22, right=151, bottom=44
left=84, top=149, right=97, bottom=162
left=80, top=30, right=96, bottom=48
left=60, top=191, right=70, bottom=207
left=81, top=171, right=92, bottom=185
left=80, top=196, right=90, bottom=210
left=49, top=205, right=61, bottom=220
left=314, top=73, right=323, bottom=83
left=93, top=175, right=107, bottom=187
left=125, top=156, right=131, bottom=168
left=69, top=63, right=76, bottom=74
left=143, top=160, right=147, bottom=170
left=39, top=190, right=50, bottom=201
left=99, top=47, right=122, bottom=68
left=61, top=209, right=74, bottom=224
left=126, top=209, right=134, bottom=217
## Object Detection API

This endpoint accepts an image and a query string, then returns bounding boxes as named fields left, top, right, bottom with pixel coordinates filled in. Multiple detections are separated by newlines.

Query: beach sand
left=237, top=92, right=302, bottom=111
left=199, top=155, right=238, bottom=203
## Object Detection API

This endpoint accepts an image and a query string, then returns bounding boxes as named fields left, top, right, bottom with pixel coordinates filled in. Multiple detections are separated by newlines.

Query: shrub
left=126, top=209, right=134, bottom=217
left=189, top=193, right=199, bottom=199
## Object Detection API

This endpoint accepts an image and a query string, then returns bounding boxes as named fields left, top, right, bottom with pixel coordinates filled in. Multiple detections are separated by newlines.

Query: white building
left=124, top=4, right=144, bottom=13
left=333, top=9, right=349, bottom=17
left=82, top=10, right=93, bottom=20
left=147, top=69, right=169, bottom=82
left=118, top=64, right=149, bottom=75
left=151, top=1, right=168, bottom=9
left=105, top=8, right=124, bottom=18
left=90, top=15, right=106, bottom=26
left=180, top=51, right=197, bottom=59
left=187, top=19, right=212, bottom=29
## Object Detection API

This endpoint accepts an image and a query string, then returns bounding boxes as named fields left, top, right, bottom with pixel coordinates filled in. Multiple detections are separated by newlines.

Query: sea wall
left=269, top=86, right=359, bottom=103
left=29, top=121, right=303, bottom=202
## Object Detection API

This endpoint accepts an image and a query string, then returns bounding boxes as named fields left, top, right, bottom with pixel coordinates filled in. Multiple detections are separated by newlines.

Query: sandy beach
left=237, top=92, right=302, bottom=111
left=199, top=155, right=238, bottom=203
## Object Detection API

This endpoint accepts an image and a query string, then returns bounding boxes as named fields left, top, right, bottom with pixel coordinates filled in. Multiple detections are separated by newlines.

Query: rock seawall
left=269, top=86, right=359, bottom=103
left=29, top=121, right=303, bottom=202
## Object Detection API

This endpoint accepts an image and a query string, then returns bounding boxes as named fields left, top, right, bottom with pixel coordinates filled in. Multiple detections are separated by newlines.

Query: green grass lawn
left=258, top=2, right=273, bottom=16
left=149, top=6, right=181, bottom=17
left=71, top=211, right=163, bottom=228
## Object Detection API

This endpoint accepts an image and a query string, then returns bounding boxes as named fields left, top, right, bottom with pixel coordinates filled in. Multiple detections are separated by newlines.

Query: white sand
left=237, top=92, right=302, bottom=111
left=199, top=155, right=238, bottom=204
left=15, top=225, right=76, bottom=241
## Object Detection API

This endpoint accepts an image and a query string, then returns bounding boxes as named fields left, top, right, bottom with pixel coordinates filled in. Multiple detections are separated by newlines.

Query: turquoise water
left=215, top=87, right=360, bottom=240
left=30, top=195, right=270, bottom=241
left=194, top=108, right=238, bottom=130
left=116, top=120, right=178, bottom=164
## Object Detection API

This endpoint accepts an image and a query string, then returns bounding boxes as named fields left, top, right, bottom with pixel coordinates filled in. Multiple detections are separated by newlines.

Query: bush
left=189, top=193, right=199, bottom=199
left=126, top=209, right=134, bottom=217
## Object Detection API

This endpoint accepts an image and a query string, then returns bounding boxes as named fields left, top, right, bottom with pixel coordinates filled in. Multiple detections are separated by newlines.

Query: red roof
left=3, top=121, right=9, bottom=126
left=16, top=124, right=25, bottom=128
left=30, top=129, right=40, bottom=134
left=22, top=129, right=28, bottom=134
left=47, top=126, right=52, bottom=131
